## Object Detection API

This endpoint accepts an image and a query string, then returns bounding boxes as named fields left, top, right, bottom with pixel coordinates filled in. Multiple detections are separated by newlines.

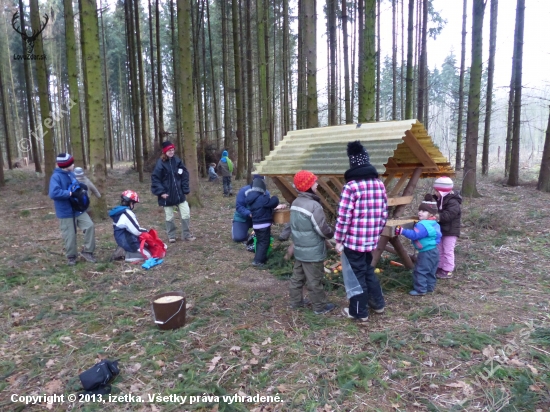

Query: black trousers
left=344, top=247, right=385, bottom=318
left=254, top=226, right=271, bottom=264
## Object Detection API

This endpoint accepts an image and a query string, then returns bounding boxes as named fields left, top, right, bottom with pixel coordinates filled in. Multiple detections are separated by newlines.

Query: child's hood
left=108, top=205, right=130, bottom=219
left=444, top=191, right=462, bottom=204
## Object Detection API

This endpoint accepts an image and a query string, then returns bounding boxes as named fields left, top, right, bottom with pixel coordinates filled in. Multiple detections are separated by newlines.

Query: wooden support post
left=271, top=176, right=297, bottom=204
left=389, top=173, right=411, bottom=197
left=329, top=177, right=343, bottom=193
left=383, top=172, right=396, bottom=187
left=392, top=167, right=423, bottom=218
left=317, top=178, right=340, bottom=203
left=371, top=235, right=390, bottom=268
left=389, top=237, right=414, bottom=269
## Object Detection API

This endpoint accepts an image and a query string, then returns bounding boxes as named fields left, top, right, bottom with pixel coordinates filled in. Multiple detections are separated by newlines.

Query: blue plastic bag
left=341, top=253, right=363, bottom=299
left=142, top=258, right=163, bottom=269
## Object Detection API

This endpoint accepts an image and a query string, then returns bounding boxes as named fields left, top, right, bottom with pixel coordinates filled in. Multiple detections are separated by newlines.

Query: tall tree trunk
left=297, top=0, right=305, bottom=129
left=400, top=0, right=404, bottom=119
left=1, top=6, right=17, bottom=166
left=100, top=1, right=114, bottom=170
left=177, top=0, right=201, bottom=204
left=456, top=0, right=467, bottom=170
left=304, top=0, right=318, bottom=128
left=507, top=0, right=525, bottom=187
left=171, top=0, right=182, bottom=151
left=537, top=108, right=550, bottom=192
left=30, top=0, right=54, bottom=191
left=392, top=0, right=397, bottom=120
left=206, top=0, right=220, bottom=148
left=376, top=0, right=380, bottom=121
left=18, top=0, right=42, bottom=173
left=156, top=0, right=164, bottom=140
left=504, top=56, right=515, bottom=177
left=265, top=2, right=273, bottom=150
left=232, top=0, right=245, bottom=178
left=482, top=0, right=498, bottom=175
left=327, top=0, right=337, bottom=125
left=359, top=0, right=376, bottom=122
left=148, top=0, right=158, bottom=146
left=126, top=0, right=143, bottom=181
left=80, top=0, right=107, bottom=217
left=245, top=0, right=253, bottom=178
left=0, top=62, right=9, bottom=182
left=341, top=0, right=351, bottom=123
left=416, top=0, right=427, bottom=123
left=404, top=0, right=414, bottom=119
left=0, top=57, right=13, bottom=170
left=257, top=0, right=270, bottom=156
left=462, top=0, right=486, bottom=197
left=282, top=0, right=291, bottom=132
left=220, top=0, right=231, bottom=149
left=134, top=0, right=150, bottom=162
left=191, top=0, right=205, bottom=161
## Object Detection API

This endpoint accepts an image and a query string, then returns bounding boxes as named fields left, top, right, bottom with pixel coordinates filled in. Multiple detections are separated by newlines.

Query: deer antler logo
left=11, top=11, right=49, bottom=57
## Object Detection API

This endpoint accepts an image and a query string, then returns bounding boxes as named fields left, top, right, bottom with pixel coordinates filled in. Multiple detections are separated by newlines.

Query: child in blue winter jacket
left=48, top=153, right=96, bottom=266
left=245, top=177, right=280, bottom=267
left=395, top=194, right=442, bottom=296
left=108, top=190, right=151, bottom=262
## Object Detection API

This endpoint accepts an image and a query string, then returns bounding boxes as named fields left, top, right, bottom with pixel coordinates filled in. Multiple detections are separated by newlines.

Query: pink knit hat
left=434, top=176, right=454, bottom=193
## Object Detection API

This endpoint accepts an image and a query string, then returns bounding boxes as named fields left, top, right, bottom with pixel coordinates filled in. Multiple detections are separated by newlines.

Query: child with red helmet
left=108, top=190, right=151, bottom=262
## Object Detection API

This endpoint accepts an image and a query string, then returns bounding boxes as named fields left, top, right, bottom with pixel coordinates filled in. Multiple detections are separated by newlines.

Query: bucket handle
left=151, top=298, right=185, bottom=325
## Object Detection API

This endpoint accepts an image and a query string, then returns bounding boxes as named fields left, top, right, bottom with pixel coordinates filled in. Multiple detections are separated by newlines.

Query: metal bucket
left=151, top=292, right=186, bottom=330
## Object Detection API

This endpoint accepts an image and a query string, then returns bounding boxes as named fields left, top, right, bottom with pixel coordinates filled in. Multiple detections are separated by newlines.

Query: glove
left=394, top=226, right=403, bottom=236
left=142, top=258, right=163, bottom=269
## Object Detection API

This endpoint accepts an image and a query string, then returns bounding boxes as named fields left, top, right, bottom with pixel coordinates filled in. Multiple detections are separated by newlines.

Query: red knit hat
left=294, top=170, right=318, bottom=192
left=162, top=141, right=175, bottom=154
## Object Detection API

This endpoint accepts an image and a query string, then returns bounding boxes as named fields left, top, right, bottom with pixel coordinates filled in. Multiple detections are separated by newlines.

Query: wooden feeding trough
left=254, top=120, right=455, bottom=269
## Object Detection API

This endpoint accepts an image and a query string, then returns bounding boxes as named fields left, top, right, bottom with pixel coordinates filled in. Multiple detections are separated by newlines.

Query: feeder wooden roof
left=254, top=119, right=454, bottom=178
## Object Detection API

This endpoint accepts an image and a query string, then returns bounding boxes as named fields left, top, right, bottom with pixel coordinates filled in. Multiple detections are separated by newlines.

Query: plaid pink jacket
left=334, top=178, right=388, bottom=252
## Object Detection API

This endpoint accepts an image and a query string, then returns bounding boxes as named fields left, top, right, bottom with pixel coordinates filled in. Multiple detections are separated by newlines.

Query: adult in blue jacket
left=151, top=141, right=196, bottom=242
left=48, top=153, right=96, bottom=266
left=232, top=175, right=269, bottom=242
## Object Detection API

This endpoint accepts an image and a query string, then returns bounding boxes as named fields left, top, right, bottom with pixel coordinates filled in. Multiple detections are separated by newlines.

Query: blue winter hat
left=222, top=150, right=228, bottom=157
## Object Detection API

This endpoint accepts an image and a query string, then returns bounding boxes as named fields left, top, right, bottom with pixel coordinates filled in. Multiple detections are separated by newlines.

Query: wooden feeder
left=254, top=120, right=455, bottom=269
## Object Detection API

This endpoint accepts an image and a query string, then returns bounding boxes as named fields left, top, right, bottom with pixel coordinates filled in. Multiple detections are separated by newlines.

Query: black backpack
left=79, top=359, right=119, bottom=394
left=68, top=178, right=90, bottom=212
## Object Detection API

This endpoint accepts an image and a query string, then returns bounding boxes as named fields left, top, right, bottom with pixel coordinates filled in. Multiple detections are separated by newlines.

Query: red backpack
left=138, top=229, right=167, bottom=259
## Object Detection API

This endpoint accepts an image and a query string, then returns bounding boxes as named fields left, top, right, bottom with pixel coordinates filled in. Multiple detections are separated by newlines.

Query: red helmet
left=121, top=190, right=140, bottom=203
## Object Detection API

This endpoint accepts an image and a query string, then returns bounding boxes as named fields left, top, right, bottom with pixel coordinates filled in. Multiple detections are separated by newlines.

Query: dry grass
left=1, top=165, right=550, bottom=411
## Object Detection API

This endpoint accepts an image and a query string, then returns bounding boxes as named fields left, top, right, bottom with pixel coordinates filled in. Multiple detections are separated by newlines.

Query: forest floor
left=1, top=164, right=550, bottom=412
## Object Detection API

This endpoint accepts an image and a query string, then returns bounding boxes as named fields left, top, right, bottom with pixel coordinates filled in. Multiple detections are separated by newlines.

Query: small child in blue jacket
left=245, top=177, right=280, bottom=268
left=395, top=195, right=442, bottom=296
left=208, top=163, right=218, bottom=182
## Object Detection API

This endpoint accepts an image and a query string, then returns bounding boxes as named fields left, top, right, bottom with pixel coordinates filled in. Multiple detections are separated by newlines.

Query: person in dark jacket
left=232, top=175, right=270, bottom=242
left=151, top=141, right=196, bottom=242
left=430, top=176, right=462, bottom=279
left=289, top=170, right=336, bottom=315
left=108, top=190, right=151, bottom=262
left=48, top=153, right=96, bottom=266
left=245, top=177, right=280, bottom=267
